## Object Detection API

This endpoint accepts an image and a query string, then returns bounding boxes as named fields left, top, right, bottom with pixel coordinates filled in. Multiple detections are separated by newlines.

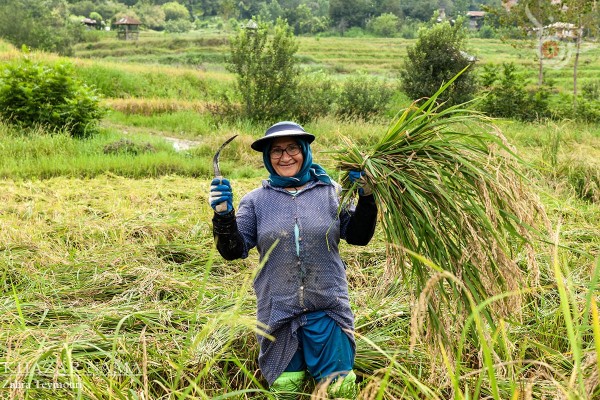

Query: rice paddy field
left=71, top=31, right=600, bottom=90
left=0, top=30, right=599, bottom=399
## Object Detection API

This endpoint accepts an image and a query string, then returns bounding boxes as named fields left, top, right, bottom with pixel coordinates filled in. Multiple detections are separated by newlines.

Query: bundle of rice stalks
left=335, top=75, right=548, bottom=346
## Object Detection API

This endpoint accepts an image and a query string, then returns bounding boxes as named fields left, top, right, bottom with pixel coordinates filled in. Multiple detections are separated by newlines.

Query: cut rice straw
left=334, top=68, right=549, bottom=344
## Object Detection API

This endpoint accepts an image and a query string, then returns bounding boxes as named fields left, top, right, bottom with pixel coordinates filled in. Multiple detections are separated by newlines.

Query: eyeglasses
left=269, top=143, right=301, bottom=159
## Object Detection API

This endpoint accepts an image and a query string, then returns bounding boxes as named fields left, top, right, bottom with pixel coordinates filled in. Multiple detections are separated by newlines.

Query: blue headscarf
left=263, top=139, right=332, bottom=188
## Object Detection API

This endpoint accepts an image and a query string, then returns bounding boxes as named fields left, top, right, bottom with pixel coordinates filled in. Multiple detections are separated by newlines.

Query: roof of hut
left=115, top=16, right=141, bottom=25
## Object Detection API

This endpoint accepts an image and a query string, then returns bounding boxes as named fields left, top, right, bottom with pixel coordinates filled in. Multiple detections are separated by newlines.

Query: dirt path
left=162, top=136, right=202, bottom=151
left=101, top=121, right=203, bottom=152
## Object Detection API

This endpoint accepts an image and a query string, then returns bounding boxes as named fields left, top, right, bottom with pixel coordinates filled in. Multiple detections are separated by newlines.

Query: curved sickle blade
left=213, top=135, right=238, bottom=178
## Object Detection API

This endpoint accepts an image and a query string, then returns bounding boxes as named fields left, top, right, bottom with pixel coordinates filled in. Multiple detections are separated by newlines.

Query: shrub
left=0, top=55, right=105, bottom=138
left=367, top=13, right=400, bottom=37
left=582, top=80, right=600, bottom=101
left=161, top=1, right=190, bottom=21
left=164, top=19, right=194, bottom=33
left=344, top=27, right=368, bottom=37
left=399, top=21, right=477, bottom=108
left=227, top=18, right=299, bottom=122
left=574, top=99, right=600, bottom=123
left=398, top=18, right=423, bottom=39
left=478, top=25, right=497, bottom=39
left=478, top=63, right=552, bottom=122
left=552, top=96, right=600, bottom=124
left=291, top=71, right=338, bottom=124
left=336, top=73, right=394, bottom=121
left=103, top=139, right=156, bottom=155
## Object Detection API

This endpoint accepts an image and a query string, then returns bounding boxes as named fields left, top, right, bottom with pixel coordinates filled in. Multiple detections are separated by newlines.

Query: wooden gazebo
left=115, top=16, right=141, bottom=40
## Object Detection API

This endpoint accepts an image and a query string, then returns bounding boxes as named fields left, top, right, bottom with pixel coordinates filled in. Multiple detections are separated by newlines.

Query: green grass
left=1, top=172, right=597, bottom=398
left=71, top=33, right=600, bottom=95
left=0, top=124, right=215, bottom=180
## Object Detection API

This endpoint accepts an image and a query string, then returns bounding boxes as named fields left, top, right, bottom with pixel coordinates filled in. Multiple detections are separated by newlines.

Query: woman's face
left=269, top=137, right=303, bottom=177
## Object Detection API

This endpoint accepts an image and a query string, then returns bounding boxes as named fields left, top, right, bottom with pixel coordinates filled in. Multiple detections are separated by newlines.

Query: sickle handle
left=212, top=135, right=238, bottom=214
left=214, top=175, right=229, bottom=213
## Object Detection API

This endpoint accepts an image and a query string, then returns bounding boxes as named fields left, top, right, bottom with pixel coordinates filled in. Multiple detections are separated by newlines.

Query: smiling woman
left=209, top=121, right=379, bottom=398
left=268, top=139, right=303, bottom=178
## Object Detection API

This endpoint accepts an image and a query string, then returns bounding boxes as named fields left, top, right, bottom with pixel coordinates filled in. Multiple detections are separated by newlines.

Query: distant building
left=466, top=11, right=486, bottom=30
left=546, top=22, right=578, bottom=40
left=437, top=7, right=447, bottom=23
left=82, top=18, right=98, bottom=30
left=115, top=16, right=142, bottom=40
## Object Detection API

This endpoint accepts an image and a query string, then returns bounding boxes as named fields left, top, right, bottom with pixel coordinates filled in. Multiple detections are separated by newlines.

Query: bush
left=398, top=18, right=423, bottom=39
left=164, top=19, right=194, bottom=33
left=582, top=80, right=600, bottom=101
left=478, top=25, right=497, bottom=39
left=0, top=55, right=105, bottom=138
left=399, top=21, right=477, bottom=108
left=336, top=73, right=394, bottom=121
left=344, top=27, right=368, bottom=37
left=227, top=18, right=299, bottom=122
left=552, top=96, right=600, bottom=124
left=478, top=63, right=552, bottom=122
left=367, top=13, right=400, bottom=37
left=103, top=139, right=156, bottom=155
left=291, top=71, right=338, bottom=124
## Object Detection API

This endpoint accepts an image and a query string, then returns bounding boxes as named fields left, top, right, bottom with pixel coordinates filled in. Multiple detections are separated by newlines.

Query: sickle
left=213, top=134, right=238, bottom=178
left=212, top=135, right=238, bottom=213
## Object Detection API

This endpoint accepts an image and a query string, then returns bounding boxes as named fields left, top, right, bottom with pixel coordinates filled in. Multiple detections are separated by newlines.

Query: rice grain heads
left=334, top=75, right=549, bottom=347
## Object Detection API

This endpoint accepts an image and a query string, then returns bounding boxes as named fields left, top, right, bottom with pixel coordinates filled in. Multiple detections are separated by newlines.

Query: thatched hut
left=115, top=16, right=141, bottom=40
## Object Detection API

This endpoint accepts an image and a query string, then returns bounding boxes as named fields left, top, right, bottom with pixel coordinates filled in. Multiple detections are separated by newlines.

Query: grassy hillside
left=72, top=32, right=600, bottom=94
left=0, top=36, right=599, bottom=399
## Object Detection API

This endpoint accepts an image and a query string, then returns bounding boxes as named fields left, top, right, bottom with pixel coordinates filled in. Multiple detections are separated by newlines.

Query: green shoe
left=270, top=371, right=306, bottom=400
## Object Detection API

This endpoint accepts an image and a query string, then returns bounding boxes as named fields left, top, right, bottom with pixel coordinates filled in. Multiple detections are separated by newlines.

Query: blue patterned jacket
left=212, top=178, right=377, bottom=385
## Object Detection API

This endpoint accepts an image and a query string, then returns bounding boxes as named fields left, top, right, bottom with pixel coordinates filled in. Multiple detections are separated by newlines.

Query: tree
left=161, top=1, right=191, bottom=21
left=67, top=0, right=95, bottom=18
left=0, top=0, right=84, bottom=56
left=329, top=0, right=373, bottom=29
left=293, top=4, right=329, bottom=34
left=135, top=3, right=166, bottom=30
left=560, top=0, right=599, bottom=108
left=400, top=21, right=477, bottom=108
left=399, top=0, right=440, bottom=21
left=192, top=0, right=221, bottom=16
left=489, top=0, right=598, bottom=99
left=95, top=1, right=128, bottom=22
left=227, top=18, right=300, bottom=122
left=257, top=0, right=284, bottom=22
left=367, top=13, right=400, bottom=37
left=374, top=0, right=404, bottom=18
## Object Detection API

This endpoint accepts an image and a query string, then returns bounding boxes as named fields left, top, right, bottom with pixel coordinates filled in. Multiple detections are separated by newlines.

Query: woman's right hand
left=209, top=178, right=233, bottom=214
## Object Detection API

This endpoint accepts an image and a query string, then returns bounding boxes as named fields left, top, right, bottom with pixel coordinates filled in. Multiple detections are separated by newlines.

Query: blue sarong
left=284, top=310, right=354, bottom=382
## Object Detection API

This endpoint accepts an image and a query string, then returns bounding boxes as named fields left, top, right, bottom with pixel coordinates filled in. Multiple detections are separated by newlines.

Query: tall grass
left=0, top=122, right=266, bottom=180
left=1, top=175, right=597, bottom=398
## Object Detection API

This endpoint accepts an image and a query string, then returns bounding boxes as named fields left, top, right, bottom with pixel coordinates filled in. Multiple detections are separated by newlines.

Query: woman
left=209, top=121, right=377, bottom=398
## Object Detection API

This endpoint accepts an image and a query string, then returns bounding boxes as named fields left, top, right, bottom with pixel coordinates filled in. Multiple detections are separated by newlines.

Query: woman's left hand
left=349, top=170, right=372, bottom=196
